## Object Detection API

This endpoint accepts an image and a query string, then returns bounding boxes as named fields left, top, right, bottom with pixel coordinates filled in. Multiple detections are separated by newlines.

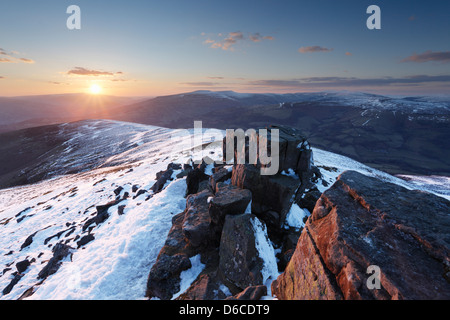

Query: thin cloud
left=0, top=76, right=5, bottom=79
left=67, top=67, right=122, bottom=76
left=401, top=50, right=450, bottom=63
left=0, top=48, right=35, bottom=64
left=0, top=57, right=15, bottom=63
left=345, top=52, right=352, bottom=56
left=298, top=46, right=333, bottom=53
left=249, top=33, right=274, bottom=42
left=204, top=31, right=274, bottom=51
left=180, top=81, right=219, bottom=86
left=19, top=58, right=35, bottom=64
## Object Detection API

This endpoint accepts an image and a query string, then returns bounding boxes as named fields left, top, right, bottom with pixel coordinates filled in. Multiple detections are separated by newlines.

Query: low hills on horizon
left=0, top=90, right=449, bottom=177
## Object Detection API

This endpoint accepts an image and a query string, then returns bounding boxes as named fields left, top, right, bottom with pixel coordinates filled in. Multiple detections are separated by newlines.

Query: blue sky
left=0, top=0, right=449, bottom=96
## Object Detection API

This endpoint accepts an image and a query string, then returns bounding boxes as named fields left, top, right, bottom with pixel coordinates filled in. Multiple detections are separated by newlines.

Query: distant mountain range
left=0, top=90, right=449, bottom=176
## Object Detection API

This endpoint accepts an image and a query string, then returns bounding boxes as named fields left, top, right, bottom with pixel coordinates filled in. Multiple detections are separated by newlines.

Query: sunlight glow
left=89, top=84, right=102, bottom=95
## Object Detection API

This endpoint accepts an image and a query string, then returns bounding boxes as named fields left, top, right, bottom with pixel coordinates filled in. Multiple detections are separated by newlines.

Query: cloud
left=0, top=76, right=5, bottom=79
left=0, top=57, right=15, bottom=63
left=204, top=31, right=274, bottom=51
left=207, top=76, right=225, bottom=80
left=180, top=81, right=219, bottom=87
left=298, top=46, right=333, bottom=53
left=409, top=15, right=416, bottom=21
left=401, top=50, right=450, bottom=63
left=19, top=58, right=35, bottom=64
left=67, top=67, right=122, bottom=76
left=345, top=52, right=352, bottom=56
left=248, top=80, right=304, bottom=87
left=0, top=48, right=35, bottom=64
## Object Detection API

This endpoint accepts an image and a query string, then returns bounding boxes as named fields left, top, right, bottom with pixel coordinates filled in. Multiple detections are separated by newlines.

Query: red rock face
left=272, top=171, right=450, bottom=300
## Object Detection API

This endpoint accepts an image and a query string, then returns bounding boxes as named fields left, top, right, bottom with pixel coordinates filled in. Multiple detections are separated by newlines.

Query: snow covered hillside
left=0, top=120, right=448, bottom=300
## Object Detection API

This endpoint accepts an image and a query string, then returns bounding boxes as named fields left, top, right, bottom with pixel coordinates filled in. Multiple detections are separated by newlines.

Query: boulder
left=209, top=167, right=232, bottom=193
left=185, top=165, right=209, bottom=196
left=231, top=164, right=300, bottom=231
left=16, top=259, right=30, bottom=273
left=146, top=253, right=192, bottom=300
left=209, top=184, right=252, bottom=238
left=76, top=234, right=95, bottom=248
left=182, top=189, right=214, bottom=248
left=219, top=214, right=265, bottom=290
left=225, top=285, right=267, bottom=300
left=175, top=273, right=223, bottom=300
left=272, top=171, right=450, bottom=300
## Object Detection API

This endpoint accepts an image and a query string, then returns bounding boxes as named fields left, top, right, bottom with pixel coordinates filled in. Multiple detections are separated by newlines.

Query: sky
left=0, top=0, right=449, bottom=97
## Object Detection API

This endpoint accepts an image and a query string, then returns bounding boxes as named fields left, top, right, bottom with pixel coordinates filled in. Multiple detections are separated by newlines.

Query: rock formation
left=272, top=171, right=450, bottom=300
left=146, top=125, right=317, bottom=300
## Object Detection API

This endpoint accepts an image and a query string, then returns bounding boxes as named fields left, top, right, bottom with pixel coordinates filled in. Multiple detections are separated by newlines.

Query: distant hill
left=104, top=90, right=450, bottom=176
left=1, top=90, right=449, bottom=175
left=0, top=93, right=147, bottom=132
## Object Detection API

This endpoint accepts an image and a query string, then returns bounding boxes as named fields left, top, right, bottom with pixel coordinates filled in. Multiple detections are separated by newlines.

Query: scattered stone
left=16, top=259, right=30, bottom=273
left=38, top=243, right=73, bottom=280
left=77, top=234, right=95, bottom=248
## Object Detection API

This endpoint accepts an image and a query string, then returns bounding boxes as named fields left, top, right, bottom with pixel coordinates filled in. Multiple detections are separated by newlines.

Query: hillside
left=0, top=120, right=448, bottom=300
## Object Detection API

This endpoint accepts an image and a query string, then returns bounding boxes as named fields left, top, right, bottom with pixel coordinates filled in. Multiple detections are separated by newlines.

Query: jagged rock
left=185, top=165, right=209, bottom=196
left=272, top=170, right=450, bottom=300
left=151, top=163, right=180, bottom=193
left=209, top=167, right=232, bottom=193
left=146, top=206, right=199, bottom=300
left=38, top=243, right=73, bottom=280
left=225, top=285, right=267, bottom=300
left=146, top=253, right=192, bottom=300
left=209, top=184, right=252, bottom=239
left=176, top=163, right=193, bottom=179
left=182, top=189, right=214, bottom=248
left=296, top=187, right=322, bottom=213
left=219, top=214, right=265, bottom=290
left=232, top=164, right=300, bottom=232
left=175, top=273, right=223, bottom=300
left=223, top=125, right=313, bottom=177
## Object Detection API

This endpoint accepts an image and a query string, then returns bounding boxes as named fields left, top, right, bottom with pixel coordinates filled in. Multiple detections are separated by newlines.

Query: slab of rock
left=272, top=170, right=450, bottom=300
left=219, top=214, right=266, bottom=290
left=209, top=184, right=252, bottom=234
left=225, top=285, right=267, bottom=300
left=182, top=189, right=214, bottom=248
left=232, top=164, right=300, bottom=229
left=146, top=253, right=192, bottom=300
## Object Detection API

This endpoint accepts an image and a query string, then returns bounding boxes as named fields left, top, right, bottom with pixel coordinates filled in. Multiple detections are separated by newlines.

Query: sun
left=89, top=84, right=102, bottom=95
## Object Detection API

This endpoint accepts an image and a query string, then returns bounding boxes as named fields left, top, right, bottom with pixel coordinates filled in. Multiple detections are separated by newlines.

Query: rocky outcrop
left=272, top=170, right=450, bottom=300
left=219, top=214, right=266, bottom=289
left=146, top=125, right=320, bottom=300
left=146, top=180, right=254, bottom=300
